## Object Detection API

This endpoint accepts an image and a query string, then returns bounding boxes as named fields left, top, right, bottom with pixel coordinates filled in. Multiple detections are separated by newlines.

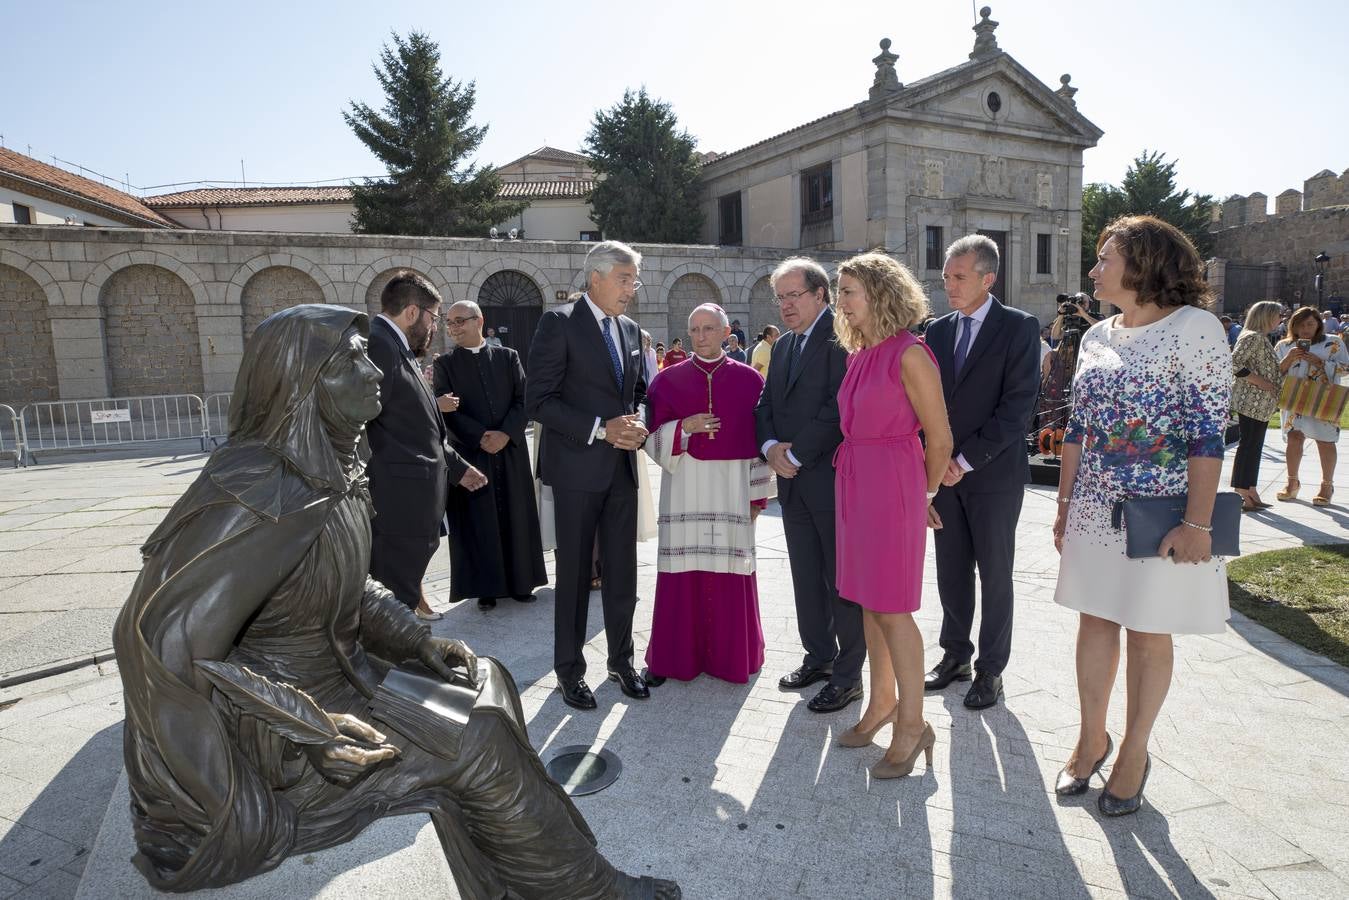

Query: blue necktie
left=601, top=317, right=624, bottom=390
left=953, top=316, right=974, bottom=376
left=787, top=332, right=805, bottom=380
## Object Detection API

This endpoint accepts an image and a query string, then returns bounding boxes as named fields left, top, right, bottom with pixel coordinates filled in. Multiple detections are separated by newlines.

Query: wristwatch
left=596, top=425, right=608, bottom=442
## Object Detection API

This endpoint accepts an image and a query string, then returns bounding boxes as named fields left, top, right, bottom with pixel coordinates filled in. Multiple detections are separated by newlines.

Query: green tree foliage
left=1080, top=150, right=1216, bottom=281
left=584, top=88, right=704, bottom=243
left=344, top=31, right=525, bottom=237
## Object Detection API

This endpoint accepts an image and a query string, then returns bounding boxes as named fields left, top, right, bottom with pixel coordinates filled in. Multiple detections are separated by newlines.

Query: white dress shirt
left=953, top=294, right=993, bottom=473
left=760, top=305, right=828, bottom=467
left=583, top=294, right=624, bottom=444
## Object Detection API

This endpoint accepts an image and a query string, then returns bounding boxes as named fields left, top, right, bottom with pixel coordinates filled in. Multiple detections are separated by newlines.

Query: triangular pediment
left=884, top=54, right=1103, bottom=145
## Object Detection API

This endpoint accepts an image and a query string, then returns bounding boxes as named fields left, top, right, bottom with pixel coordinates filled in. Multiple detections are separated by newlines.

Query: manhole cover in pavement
left=542, top=744, right=622, bottom=796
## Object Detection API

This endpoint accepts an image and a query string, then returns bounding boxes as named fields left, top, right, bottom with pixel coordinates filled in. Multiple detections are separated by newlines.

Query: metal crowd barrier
left=0, top=404, right=22, bottom=467
left=204, top=392, right=232, bottom=448
left=19, top=394, right=208, bottom=464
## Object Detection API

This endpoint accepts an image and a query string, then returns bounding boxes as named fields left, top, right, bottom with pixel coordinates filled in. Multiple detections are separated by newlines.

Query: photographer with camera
left=1050, top=293, right=1102, bottom=345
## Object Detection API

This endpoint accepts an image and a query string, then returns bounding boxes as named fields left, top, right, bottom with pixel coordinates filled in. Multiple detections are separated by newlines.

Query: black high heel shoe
left=1099, top=754, right=1150, bottom=817
left=1055, top=734, right=1113, bottom=796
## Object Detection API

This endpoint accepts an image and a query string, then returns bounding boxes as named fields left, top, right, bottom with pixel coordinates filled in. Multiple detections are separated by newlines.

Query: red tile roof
left=497, top=179, right=594, bottom=199
left=0, top=147, right=175, bottom=227
left=516, top=146, right=591, bottom=165
left=144, top=180, right=595, bottom=206
left=144, top=186, right=355, bottom=208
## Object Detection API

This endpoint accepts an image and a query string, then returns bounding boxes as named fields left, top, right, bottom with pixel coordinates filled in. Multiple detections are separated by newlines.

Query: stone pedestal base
left=77, top=772, right=459, bottom=898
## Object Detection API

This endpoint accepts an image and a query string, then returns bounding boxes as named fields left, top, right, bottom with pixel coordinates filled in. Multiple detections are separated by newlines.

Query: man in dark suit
left=923, top=235, right=1040, bottom=709
left=526, top=241, right=650, bottom=711
left=754, top=258, right=863, bottom=714
left=367, top=272, right=486, bottom=618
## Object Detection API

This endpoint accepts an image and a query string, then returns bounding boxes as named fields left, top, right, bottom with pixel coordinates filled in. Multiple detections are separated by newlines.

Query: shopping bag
left=1278, top=376, right=1349, bottom=423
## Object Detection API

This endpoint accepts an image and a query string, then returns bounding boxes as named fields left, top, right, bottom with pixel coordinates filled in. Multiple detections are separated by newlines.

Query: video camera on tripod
left=1056, top=292, right=1100, bottom=338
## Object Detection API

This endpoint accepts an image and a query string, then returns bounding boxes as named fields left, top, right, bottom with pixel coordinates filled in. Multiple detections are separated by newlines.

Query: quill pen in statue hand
left=195, top=660, right=341, bottom=746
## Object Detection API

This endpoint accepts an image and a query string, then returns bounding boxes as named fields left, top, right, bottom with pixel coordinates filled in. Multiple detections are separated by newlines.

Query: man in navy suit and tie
left=526, top=241, right=651, bottom=711
left=923, top=235, right=1040, bottom=709
left=754, top=258, right=862, bottom=714
left=366, top=272, right=486, bottom=619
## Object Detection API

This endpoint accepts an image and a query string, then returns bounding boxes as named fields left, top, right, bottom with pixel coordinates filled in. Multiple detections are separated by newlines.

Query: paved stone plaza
left=0, top=433, right=1346, bottom=899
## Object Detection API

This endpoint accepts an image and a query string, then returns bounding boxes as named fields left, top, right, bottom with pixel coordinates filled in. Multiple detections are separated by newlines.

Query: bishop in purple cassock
left=642, top=305, right=774, bottom=684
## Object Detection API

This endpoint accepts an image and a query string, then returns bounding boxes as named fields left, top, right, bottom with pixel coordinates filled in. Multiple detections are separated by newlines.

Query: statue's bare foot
left=617, top=872, right=681, bottom=899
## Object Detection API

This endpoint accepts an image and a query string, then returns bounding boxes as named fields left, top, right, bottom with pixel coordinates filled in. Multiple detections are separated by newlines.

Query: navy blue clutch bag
left=1110, top=493, right=1242, bottom=559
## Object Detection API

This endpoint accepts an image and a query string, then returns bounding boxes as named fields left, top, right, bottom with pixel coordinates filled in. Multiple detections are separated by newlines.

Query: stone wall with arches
left=0, top=225, right=849, bottom=406
left=240, top=266, right=327, bottom=340
left=0, top=263, right=60, bottom=404
left=99, top=264, right=204, bottom=396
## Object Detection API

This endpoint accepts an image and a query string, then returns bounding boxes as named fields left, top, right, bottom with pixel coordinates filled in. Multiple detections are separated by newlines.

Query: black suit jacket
left=925, top=297, right=1040, bottom=492
left=366, top=316, right=468, bottom=537
left=525, top=298, right=647, bottom=492
left=753, top=307, right=848, bottom=506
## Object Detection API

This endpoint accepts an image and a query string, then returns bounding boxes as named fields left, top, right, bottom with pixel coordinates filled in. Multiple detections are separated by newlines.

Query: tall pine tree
left=344, top=31, right=525, bottom=237
left=1080, top=150, right=1216, bottom=282
left=584, top=89, right=703, bottom=243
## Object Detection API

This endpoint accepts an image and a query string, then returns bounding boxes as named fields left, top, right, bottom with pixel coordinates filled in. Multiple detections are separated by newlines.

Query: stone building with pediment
left=698, top=7, right=1102, bottom=323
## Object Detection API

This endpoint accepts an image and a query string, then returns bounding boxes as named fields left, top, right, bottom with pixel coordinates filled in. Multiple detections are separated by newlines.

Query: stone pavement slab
left=0, top=431, right=1346, bottom=898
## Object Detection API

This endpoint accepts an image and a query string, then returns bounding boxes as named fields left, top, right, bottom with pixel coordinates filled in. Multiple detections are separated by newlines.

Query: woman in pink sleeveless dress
left=832, top=253, right=953, bottom=779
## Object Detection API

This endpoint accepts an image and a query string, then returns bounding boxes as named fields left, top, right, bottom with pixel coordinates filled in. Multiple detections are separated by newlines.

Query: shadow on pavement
left=0, top=722, right=123, bottom=892
left=943, top=695, right=1093, bottom=899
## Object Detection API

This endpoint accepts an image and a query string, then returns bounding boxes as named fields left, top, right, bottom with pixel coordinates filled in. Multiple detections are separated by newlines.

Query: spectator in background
left=1229, top=301, right=1283, bottom=510
left=726, top=333, right=748, bottom=363
left=1323, top=311, right=1343, bottom=335
left=641, top=329, right=659, bottom=385
left=663, top=338, right=689, bottom=368
left=1276, top=306, right=1349, bottom=507
left=752, top=325, right=779, bottom=377
left=729, top=318, right=747, bottom=348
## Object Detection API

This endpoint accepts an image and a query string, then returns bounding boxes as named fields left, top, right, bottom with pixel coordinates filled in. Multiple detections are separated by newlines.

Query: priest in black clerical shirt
left=433, top=301, right=547, bottom=610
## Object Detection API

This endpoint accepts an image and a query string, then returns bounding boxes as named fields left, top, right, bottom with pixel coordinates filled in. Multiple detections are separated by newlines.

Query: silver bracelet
left=1180, top=518, right=1212, bottom=533
left=1056, top=496, right=1071, bottom=505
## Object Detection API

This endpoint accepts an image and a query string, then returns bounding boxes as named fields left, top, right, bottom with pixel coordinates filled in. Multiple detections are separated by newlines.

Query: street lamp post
left=1314, top=251, right=1330, bottom=308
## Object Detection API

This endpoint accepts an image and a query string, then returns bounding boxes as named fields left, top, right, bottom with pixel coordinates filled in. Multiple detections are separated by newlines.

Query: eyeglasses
left=417, top=306, right=442, bottom=325
left=616, top=278, right=643, bottom=290
left=446, top=315, right=479, bottom=327
left=773, top=288, right=819, bottom=305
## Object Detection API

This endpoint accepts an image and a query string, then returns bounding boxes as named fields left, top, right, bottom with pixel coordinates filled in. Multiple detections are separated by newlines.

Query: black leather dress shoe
left=512, top=593, right=537, bottom=603
left=477, top=596, right=498, bottom=610
left=559, top=679, right=597, bottom=710
left=963, top=672, right=1004, bottom=709
left=639, top=666, right=667, bottom=687
left=924, top=655, right=973, bottom=691
left=778, top=664, right=833, bottom=691
left=608, top=668, right=651, bottom=700
left=807, top=682, right=863, bottom=713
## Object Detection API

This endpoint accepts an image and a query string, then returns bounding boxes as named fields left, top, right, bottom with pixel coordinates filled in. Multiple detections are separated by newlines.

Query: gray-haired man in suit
left=754, top=257, right=863, bottom=713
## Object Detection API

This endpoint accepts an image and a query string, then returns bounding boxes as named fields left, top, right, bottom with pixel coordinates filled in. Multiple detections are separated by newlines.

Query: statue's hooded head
left=228, top=304, right=373, bottom=493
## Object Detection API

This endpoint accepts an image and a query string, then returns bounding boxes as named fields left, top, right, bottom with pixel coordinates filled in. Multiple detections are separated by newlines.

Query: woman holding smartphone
left=1276, top=306, right=1349, bottom=506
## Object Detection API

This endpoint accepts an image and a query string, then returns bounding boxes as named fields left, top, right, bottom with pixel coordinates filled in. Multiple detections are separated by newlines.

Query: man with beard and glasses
left=368, top=272, right=487, bottom=618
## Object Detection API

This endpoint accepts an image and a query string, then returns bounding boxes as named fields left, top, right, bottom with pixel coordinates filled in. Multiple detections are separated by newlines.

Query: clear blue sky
left=4, top=0, right=1344, bottom=203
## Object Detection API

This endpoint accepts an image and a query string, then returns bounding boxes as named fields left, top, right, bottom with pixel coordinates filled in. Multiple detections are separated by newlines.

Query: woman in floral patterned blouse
left=1228, top=301, right=1283, bottom=509
left=1051, top=216, right=1232, bottom=817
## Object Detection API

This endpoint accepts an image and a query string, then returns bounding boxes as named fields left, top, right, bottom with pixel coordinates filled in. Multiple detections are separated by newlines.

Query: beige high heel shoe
left=837, top=706, right=898, bottom=748
left=870, top=721, right=936, bottom=779
left=1313, top=482, right=1334, bottom=506
left=1276, top=477, right=1300, bottom=501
